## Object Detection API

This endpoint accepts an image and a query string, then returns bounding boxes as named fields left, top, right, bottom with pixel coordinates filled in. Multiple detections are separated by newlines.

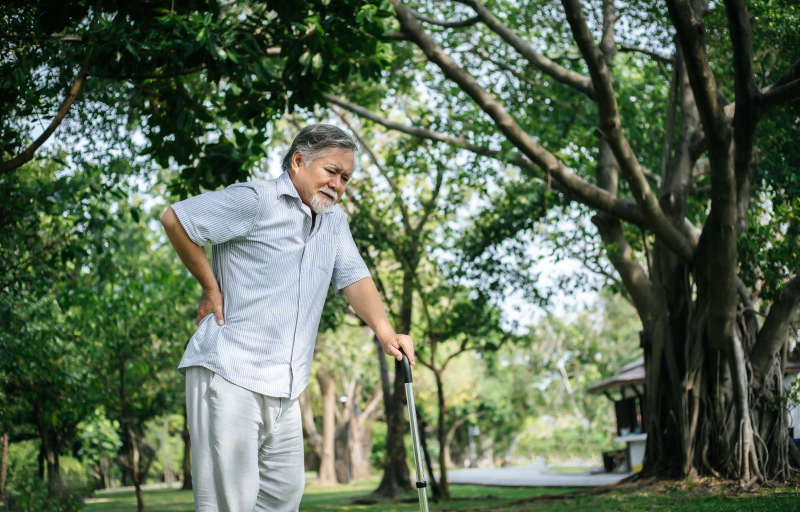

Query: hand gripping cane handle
left=396, top=347, right=413, bottom=384
left=397, top=347, right=429, bottom=512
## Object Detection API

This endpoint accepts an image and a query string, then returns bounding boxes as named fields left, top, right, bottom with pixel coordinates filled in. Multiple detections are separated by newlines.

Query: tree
left=0, top=160, right=124, bottom=490
left=496, top=292, right=643, bottom=462
left=79, top=410, right=124, bottom=490
left=334, top=110, right=525, bottom=498
left=0, top=0, right=393, bottom=196
left=414, top=288, right=506, bottom=498
left=309, top=319, right=384, bottom=485
left=73, top=206, right=197, bottom=512
left=323, top=0, right=800, bottom=483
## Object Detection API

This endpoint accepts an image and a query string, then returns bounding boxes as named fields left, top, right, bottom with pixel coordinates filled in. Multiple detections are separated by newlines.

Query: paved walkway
left=445, top=464, right=629, bottom=488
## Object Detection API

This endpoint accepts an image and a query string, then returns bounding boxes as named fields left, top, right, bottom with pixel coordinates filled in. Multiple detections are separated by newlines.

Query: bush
left=3, top=469, right=89, bottom=512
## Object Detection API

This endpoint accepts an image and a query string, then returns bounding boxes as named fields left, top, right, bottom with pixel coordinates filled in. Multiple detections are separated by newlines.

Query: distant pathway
left=445, top=465, right=629, bottom=488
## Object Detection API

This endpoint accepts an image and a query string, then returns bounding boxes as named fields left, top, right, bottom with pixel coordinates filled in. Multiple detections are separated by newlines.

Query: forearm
left=343, top=278, right=396, bottom=340
left=161, top=207, right=218, bottom=292
left=342, top=277, right=414, bottom=364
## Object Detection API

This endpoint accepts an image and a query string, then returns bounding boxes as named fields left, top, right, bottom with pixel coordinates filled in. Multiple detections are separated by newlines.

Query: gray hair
left=281, top=124, right=359, bottom=172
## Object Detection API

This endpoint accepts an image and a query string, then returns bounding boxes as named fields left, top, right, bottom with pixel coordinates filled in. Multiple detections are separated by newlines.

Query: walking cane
left=397, top=348, right=430, bottom=512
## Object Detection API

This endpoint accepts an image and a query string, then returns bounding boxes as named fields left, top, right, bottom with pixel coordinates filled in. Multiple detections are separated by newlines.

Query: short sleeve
left=331, top=215, right=371, bottom=296
left=171, top=184, right=260, bottom=246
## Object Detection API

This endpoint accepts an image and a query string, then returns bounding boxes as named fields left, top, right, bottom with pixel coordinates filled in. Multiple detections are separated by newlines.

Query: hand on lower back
left=197, top=287, right=225, bottom=326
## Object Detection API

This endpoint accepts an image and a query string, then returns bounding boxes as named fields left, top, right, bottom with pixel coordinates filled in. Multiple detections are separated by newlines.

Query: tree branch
left=665, top=0, right=730, bottom=150
left=561, top=0, right=695, bottom=263
left=0, top=59, right=89, bottom=174
left=445, top=411, right=485, bottom=451
left=723, top=0, right=760, bottom=234
left=360, top=386, right=384, bottom=422
left=758, top=77, right=800, bottom=115
left=387, top=1, right=647, bottom=226
left=457, top=0, right=595, bottom=99
left=384, top=30, right=412, bottom=41
left=88, top=67, right=205, bottom=80
left=599, top=0, right=619, bottom=67
left=472, top=48, right=542, bottom=89
left=298, top=390, right=323, bottom=457
left=415, top=166, right=444, bottom=233
left=409, top=7, right=479, bottom=28
left=325, top=94, right=504, bottom=158
left=592, top=214, right=653, bottom=324
left=332, top=108, right=413, bottom=234
left=750, top=276, right=800, bottom=383
left=765, top=57, right=800, bottom=91
left=442, top=341, right=470, bottom=370
left=0, top=32, right=83, bottom=42
left=618, top=46, right=673, bottom=64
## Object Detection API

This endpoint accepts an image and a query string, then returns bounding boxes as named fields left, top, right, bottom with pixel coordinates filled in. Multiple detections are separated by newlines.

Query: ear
left=290, top=150, right=304, bottom=174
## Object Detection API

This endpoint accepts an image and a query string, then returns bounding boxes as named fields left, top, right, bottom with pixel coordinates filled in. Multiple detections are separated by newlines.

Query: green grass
left=85, top=475, right=800, bottom=512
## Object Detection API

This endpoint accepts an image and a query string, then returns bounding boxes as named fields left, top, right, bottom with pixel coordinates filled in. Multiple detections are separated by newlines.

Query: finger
left=214, top=307, right=225, bottom=326
left=400, top=337, right=416, bottom=365
left=195, top=312, right=203, bottom=326
left=384, top=343, right=402, bottom=360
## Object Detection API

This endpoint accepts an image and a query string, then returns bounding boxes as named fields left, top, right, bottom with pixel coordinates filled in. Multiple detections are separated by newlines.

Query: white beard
left=309, top=187, right=337, bottom=214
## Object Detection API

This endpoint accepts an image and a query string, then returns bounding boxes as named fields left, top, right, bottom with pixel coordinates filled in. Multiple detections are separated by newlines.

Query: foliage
left=0, top=158, right=196, bottom=496
left=78, top=410, right=123, bottom=486
left=1, top=0, right=394, bottom=195
left=3, top=468, right=88, bottom=512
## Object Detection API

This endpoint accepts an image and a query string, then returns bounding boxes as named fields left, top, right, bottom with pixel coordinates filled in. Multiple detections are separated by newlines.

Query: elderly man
left=161, top=124, right=415, bottom=512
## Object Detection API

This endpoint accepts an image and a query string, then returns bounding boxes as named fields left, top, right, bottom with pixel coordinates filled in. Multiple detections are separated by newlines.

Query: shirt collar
left=276, top=171, right=301, bottom=201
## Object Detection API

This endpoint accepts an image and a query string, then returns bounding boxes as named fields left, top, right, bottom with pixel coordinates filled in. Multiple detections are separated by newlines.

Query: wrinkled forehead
left=316, top=147, right=355, bottom=175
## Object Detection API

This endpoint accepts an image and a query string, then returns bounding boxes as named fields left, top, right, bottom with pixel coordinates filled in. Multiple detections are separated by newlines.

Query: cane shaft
left=404, top=382, right=429, bottom=512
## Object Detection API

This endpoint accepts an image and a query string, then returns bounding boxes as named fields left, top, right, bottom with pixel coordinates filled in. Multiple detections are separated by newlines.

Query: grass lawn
left=85, top=475, right=800, bottom=512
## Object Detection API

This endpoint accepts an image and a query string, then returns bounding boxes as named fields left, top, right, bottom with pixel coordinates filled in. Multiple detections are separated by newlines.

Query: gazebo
left=587, top=358, right=647, bottom=472
left=588, top=357, right=800, bottom=473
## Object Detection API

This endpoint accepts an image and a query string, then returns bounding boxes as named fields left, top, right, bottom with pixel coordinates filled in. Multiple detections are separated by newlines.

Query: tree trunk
left=342, top=382, right=376, bottom=482
left=334, top=380, right=356, bottom=484
left=0, top=427, right=8, bottom=494
left=299, top=389, right=322, bottom=472
left=415, top=405, right=440, bottom=499
left=34, top=400, right=60, bottom=488
left=443, top=412, right=483, bottom=469
left=433, top=370, right=450, bottom=499
left=351, top=385, right=383, bottom=481
left=181, top=405, right=192, bottom=490
left=480, top=437, right=494, bottom=468
left=375, top=272, right=413, bottom=497
left=348, top=414, right=372, bottom=481
left=129, top=428, right=146, bottom=512
left=503, top=435, right=520, bottom=467
left=316, top=365, right=338, bottom=486
left=639, top=43, right=796, bottom=482
left=120, top=366, right=146, bottom=512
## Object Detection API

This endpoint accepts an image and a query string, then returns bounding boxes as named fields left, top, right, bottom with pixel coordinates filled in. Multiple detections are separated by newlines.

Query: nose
left=328, top=174, right=343, bottom=192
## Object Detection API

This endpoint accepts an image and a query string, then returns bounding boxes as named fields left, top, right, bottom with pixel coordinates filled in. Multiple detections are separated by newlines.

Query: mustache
left=317, top=187, right=337, bottom=201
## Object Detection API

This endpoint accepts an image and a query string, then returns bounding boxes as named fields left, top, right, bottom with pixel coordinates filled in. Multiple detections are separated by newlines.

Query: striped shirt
left=172, top=172, right=371, bottom=399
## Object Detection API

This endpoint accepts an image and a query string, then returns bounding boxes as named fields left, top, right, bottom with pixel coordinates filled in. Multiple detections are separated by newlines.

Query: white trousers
left=186, top=366, right=305, bottom=512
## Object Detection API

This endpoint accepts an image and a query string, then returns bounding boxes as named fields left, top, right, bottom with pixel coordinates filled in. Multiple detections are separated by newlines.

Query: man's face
left=289, top=148, right=354, bottom=214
